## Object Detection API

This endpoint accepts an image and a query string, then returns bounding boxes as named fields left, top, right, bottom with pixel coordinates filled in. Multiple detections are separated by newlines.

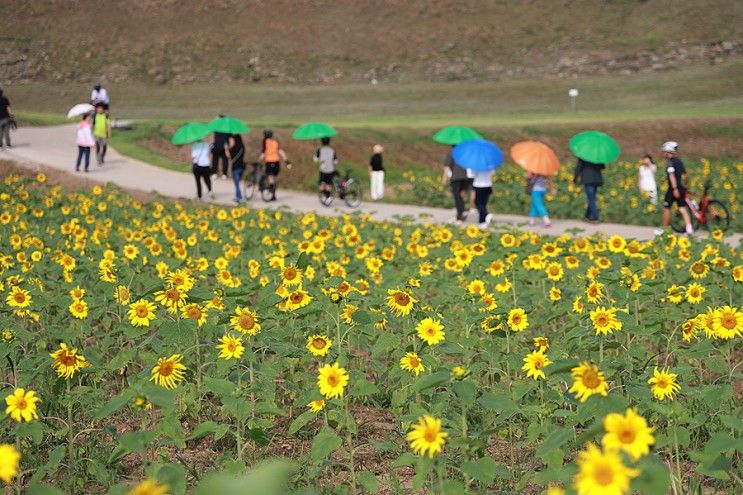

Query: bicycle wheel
left=706, top=200, right=730, bottom=231
left=243, top=175, right=255, bottom=200
left=261, top=179, right=274, bottom=202
left=343, top=179, right=362, bottom=208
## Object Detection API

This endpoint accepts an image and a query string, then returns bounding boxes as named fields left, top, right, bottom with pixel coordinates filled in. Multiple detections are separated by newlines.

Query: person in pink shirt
left=76, top=113, right=95, bottom=172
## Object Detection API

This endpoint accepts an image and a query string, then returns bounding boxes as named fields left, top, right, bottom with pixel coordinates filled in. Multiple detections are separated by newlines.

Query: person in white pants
left=638, top=154, right=658, bottom=205
left=369, top=144, right=385, bottom=200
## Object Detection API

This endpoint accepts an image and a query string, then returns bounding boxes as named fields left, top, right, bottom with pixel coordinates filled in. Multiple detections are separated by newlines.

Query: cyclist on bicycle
left=258, top=129, right=289, bottom=201
left=315, top=137, right=338, bottom=206
left=660, top=141, right=693, bottom=235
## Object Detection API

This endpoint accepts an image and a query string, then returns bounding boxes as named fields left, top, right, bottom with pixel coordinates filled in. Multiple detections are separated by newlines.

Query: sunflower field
left=395, top=158, right=743, bottom=231
left=0, top=172, right=742, bottom=495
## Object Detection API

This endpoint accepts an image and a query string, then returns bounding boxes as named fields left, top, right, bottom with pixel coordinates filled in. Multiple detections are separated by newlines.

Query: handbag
left=525, top=176, right=536, bottom=195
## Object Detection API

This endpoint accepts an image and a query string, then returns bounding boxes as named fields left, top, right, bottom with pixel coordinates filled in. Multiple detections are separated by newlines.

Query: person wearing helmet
left=660, top=141, right=693, bottom=234
left=258, top=129, right=289, bottom=201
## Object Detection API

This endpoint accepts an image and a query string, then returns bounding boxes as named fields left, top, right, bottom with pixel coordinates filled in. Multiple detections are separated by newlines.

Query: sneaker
left=222, top=174, right=227, bottom=180
left=209, top=191, right=216, bottom=200
left=653, top=229, right=665, bottom=236
left=485, top=213, right=494, bottom=224
left=528, top=219, right=536, bottom=226
left=685, top=225, right=694, bottom=235
left=478, top=222, right=489, bottom=230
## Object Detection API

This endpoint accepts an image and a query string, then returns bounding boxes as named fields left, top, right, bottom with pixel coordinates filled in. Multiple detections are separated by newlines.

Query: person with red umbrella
left=511, top=141, right=559, bottom=227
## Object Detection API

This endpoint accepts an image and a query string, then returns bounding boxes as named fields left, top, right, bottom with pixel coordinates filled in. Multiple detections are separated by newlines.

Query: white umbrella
left=66, top=103, right=95, bottom=119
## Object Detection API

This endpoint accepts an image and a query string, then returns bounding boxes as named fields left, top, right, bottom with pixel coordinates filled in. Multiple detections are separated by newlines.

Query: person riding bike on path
left=92, top=104, right=112, bottom=165
left=90, top=82, right=110, bottom=111
left=0, top=87, right=13, bottom=150
left=258, top=129, right=289, bottom=201
left=660, top=141, right=693, bottom=234
left=315, top=137, right=338, bottom=206
left=211, top=114, right=230, bottom=180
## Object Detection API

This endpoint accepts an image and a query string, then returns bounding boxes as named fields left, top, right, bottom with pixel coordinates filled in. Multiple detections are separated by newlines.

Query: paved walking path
left=2, top=124, right=738, bottom=243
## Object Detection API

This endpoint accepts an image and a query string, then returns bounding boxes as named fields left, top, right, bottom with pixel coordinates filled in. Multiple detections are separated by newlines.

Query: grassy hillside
left=2, top=0, right=742, bottom=84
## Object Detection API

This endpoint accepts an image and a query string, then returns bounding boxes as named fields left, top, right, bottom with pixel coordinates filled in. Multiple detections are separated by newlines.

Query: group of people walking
left=443, top=140, right=694, bottom=233
left=73, top=83, right=112, bottom=172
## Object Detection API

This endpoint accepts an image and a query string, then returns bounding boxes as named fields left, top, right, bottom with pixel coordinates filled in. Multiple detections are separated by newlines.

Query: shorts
left=265, top=162, right=280, bottom=176
left=663, top=188, right=687, bottom=208
left=319, top=171, right=337, bottom=185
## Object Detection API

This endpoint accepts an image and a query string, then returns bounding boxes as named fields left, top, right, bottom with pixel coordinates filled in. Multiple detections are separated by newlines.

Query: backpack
left=525, top=176, right=537, bottom=195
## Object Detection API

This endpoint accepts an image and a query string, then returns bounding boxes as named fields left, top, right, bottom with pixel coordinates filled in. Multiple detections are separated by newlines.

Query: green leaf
left=537, top=428, right=572, bottom=460
left=194, top=460, right=295, bottom=495
left=118, top=430, right=156, bottom=454
left=203, top=376, right=235, bottom=397
left=632, top=455, right=670, bottom=494
left=392, top=452, right=417, bottom=467
left=26, top=483, right=67, bottom=495
left=15, top=421, right=45, bottom=444
left=188, top=421, right=219, bottom=441
left=157, top=463, right=187, bottom=495
left=352, top=310, right=373, bottom=325
left=288, top=410, right=316, bottom=436
left=721, top=415, right=743, bottom=432
left=30, top=445, right=66, bottom=483
left=310, top=428, right=343, bottom=463
left=94, top=389, right=135, bottom=420
left=461, top=456, right=500, bottom=485
left=412, top=370, right=450, bottom=393
left=452, top=380, right=477, bottom=405
left=358, top=470, right=379, bottom=493
left=441, top=479, right=466, bottom=495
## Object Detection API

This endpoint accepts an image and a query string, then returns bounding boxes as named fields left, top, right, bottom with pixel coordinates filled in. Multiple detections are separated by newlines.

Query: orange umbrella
left=510, top=140, right=560, bottom=176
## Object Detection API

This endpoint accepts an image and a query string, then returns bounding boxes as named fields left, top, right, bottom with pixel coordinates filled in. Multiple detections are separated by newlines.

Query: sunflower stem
left=236, top=365, right=243, bottom=463
left=672, top=422, right=683, bottom=493
left=344, top=400, right=356, bottom=493
left=66, top=378, right=74, bottom=467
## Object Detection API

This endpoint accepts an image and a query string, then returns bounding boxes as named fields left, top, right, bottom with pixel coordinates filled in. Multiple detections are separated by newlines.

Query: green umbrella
left=432, top=126, right=483, bottom=145
left=171, top=123, right=210, bottom=145
left=207, top=116, right=249, bottom=134
left=292, top=122, right=337, bottom=140
left=569, top=130, right=621, bottom=163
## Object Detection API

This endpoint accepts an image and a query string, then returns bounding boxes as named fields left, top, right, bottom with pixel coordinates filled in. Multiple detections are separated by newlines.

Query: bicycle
left=319, top=170, right=362, bottom=208
left=670, top=182, right=730, bottom=233
left=243, top=162, right=273, bottom=202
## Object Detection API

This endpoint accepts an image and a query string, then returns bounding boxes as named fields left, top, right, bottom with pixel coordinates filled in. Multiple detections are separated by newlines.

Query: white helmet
left=661, top=141, right=678, bottom=153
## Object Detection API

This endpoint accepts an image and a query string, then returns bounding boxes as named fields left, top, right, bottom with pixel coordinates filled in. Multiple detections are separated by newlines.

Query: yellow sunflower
left=569, top=362, right=609, bottom=403
left=126, top=479, right=169, bottom=495
left=406, top=415, right=448, bottom=458
left=307, top=399, right=326, bottom=413
left=689, top=261, right=709, bottom=279
left=0, top=444, right=21, bottom=484
left=507, top=308, right=529, bottom=332
left=713, top=306, right=743, bottom=339
left=549, top=287, right=562, bottom=301
left=283, top=288, right=313, bottom=311
left=281, top=265, right=303, bottom=286
left=6, top=286, right=32, bottom=308
left=602, top=408, right=655, bottom=461
left=216, top=335, right=244, bottom=360
left=386, top=289, right=417, bottom=317
left=5, top=388, right=41, bottom=423
left=150, top=354, right=187, bottom=389
left=306, top=335, right=332, bottom=357
left=317, top=362, right=349, bottom=399
left=400, top=352, right=425, bottom=376
left=68, top=299, right=89, bottom=319
left=589, top=307, right=622, bottom=335
left=648, top=366, right=680, bottom=401
left=230, top=307, right=261, bottom=335
left=573, top=443, right=638, bottom=495
left=533, top=336, right=550, bottom=352
left=49, top=343, right=90, bottom=379
left=521, top=350, right=551, bottom=380
left=128, top=299, right=157, bottom=327
left=416, top=317, right=445, bottom=345
left=181, top=303, right=208, bottom=326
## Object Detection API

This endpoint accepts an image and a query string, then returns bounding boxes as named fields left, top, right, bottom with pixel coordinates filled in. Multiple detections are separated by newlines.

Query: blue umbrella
left=452, top=139, right=504, bottom=172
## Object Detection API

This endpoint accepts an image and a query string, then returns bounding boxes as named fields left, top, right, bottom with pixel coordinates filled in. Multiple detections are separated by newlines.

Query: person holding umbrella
left=226, top=134, right=246, bottom=203
left=315, top=137, right=338, bottom=205
left=511, top=141, right=559, bottom=227
left=570, top=131, right=620, bottom=224
left=434, top=126, right=484, bottom=224
left=452, top=139, right=504, bottom=229
left=172, top=123, right=215, bottom=200
left=210, top=114, right=231, bottom=180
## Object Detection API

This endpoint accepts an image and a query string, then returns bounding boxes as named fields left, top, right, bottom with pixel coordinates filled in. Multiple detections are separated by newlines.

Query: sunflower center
left=14, top=293, right=26, bottom=303
left=227, top=342, right=237, bottom=352
left=656, top=378, right=668, bottom=388
left=188, top=308, right=201, bottom=318
left=284, top=268, right=297, bottom=280
left=594, top=463, right=614, bottom=486
left=165, top=289, right=180, bottom=301
left=596, top=315, right=608, bottom=327
left=136, top=306, right=149, bottom=317
left=721, top=315, right=735, bottom=329
left=618, top=427, right=636, bottom=444
left=327, top=373, right=339, bottom=387
left=60, top=353, right=77, bottom=366
left=409, top=357, right=420, bottom=368
left=239, top=315, right=255, bottom=330
left=534, top=359, right=543, bottom=370
left=312, top=338, right=326, bottom=349
left=16, top=398, right=27, bottom=409
left=394, top=293, right=410, bottom=305
left=582, top=370, right=601, bottom=389
left=290, top=293, right=303, bottom=304
left=692, top=264, right=704, bottom=274
left=159, top=361, right=174, bottom=377
left=423, top=429, right=438, bottom=442
left=512, top=315, right=521, bottom=325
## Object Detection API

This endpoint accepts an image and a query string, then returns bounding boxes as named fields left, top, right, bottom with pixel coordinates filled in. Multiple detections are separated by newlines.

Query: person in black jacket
left=573, top=158, right=605, bottom=223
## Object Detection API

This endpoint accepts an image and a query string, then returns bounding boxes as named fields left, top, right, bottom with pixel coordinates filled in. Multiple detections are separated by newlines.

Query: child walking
left=75, top=114, right=95, bottom=172
left=527, top=172, right=556, bottom=227
left=638, top=154, right=658, bottom=205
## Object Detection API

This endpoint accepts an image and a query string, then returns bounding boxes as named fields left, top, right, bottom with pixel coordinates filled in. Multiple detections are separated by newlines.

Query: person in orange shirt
left=257, top=129, right=290, bottom=201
